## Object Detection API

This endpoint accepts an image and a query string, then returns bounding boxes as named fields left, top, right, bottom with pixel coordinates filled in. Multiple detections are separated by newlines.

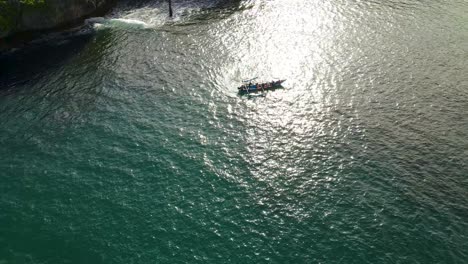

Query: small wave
left=85, top=17, right=152, bottom=30
left=111, top=18, right=150, bottom=27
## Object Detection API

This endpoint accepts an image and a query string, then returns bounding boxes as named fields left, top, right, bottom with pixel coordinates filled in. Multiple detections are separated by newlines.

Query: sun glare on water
left=208, top=0, right=349, bottom=212
left=227, top=1, right=340, bottom=87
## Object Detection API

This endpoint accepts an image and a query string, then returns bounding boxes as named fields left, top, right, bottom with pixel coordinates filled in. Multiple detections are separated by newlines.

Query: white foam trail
left=85, top=17, right=151, bottom=30
left=111, top=18, right=149, bottom=27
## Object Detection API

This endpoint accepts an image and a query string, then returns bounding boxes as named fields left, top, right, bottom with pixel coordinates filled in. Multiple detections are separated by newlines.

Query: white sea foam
left=85, top=17, right=152, bottom=30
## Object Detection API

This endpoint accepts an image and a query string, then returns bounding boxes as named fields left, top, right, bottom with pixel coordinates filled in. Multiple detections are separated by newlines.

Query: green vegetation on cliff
left=0, top=0, right=45, bottom=37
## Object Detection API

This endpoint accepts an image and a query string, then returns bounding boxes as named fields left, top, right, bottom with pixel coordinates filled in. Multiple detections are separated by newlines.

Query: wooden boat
left=238, top=78, right=286, bottom=94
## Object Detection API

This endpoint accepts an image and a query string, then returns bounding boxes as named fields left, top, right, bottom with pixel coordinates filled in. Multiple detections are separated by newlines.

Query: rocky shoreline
left=0, top=0, right=116, bottom=39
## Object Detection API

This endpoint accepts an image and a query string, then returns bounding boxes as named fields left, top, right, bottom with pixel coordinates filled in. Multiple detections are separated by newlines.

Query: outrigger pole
left=168, top=0, right=173, bottom=17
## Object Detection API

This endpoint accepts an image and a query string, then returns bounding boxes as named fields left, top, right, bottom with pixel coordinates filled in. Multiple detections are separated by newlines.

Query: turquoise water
left=1, top=0, right=468, bottom=263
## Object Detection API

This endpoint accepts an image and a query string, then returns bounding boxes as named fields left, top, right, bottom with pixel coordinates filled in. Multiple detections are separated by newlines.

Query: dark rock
left=0, top=0, right=115, bottom=38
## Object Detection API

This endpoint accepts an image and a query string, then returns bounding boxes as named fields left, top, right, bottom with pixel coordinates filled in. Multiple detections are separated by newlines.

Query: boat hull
left=238, top=80, right=286, bottom=94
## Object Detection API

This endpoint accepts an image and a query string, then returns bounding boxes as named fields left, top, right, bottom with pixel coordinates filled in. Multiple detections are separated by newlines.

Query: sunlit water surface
left=1, top=0, right=468, bottom=263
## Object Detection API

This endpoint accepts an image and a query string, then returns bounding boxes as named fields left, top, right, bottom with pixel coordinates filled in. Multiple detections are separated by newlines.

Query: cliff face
left=0, top=0, right=114, bottom=38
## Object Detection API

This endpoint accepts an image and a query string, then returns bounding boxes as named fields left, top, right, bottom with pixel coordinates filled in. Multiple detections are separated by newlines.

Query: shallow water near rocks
left=1, top=0, right=468, bottom=263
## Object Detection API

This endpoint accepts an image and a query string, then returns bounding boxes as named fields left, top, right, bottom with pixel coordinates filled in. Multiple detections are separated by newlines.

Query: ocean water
left=1, top=0, right=468, bottom=263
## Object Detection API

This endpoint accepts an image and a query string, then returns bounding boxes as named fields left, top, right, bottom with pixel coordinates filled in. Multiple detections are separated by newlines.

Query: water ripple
left=1, top=0, right=468, bottom=263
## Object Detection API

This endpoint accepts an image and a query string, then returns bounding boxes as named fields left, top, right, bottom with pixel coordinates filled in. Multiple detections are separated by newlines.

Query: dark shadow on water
left=0, top=29, right=94, bottom=93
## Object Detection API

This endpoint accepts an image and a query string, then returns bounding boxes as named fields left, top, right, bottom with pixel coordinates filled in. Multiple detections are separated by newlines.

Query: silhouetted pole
left=168, top=0, right=173, bottom=17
